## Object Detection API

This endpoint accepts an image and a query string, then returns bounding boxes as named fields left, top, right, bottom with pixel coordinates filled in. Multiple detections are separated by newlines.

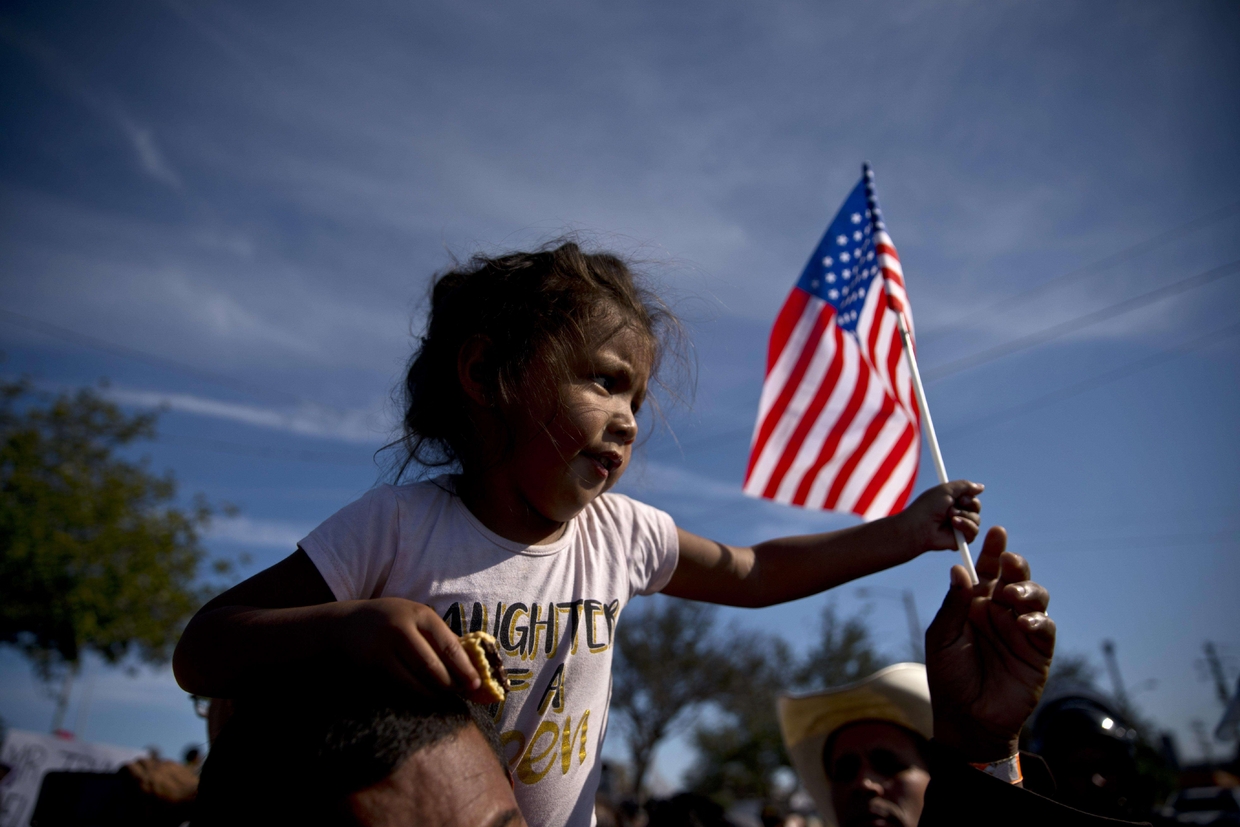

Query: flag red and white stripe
left=743, top=178, right=921, bottom=521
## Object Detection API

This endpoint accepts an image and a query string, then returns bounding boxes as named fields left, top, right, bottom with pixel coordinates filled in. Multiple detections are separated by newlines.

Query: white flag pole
left=864, top=163, right=979, bottom=585
left=894, top=311, right=979, bottom=585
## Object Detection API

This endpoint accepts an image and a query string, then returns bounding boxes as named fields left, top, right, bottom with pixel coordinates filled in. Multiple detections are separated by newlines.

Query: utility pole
left=901, top=590, right=924, bottom=664
left=1101, top=640, right=1129, bottom=711
left=1216, top=676, right=1240, bottom=742
left=49, top=664, right=77, bottom=735
left=857, top=587, right=923, bottom=663
left=1191, top=719, right=1215, bottom=765
left=1203, top=642, right=1230, bottom=706
left=72, top=659, right=98, bottom=740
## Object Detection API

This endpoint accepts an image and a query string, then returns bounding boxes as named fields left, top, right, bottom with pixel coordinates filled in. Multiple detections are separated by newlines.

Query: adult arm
left=917, top=528, right=1150, bottom=825
left=918, top=741, right=1148, bottom=827
left=172, top=549, right=481, bottom=700
left=924, top=527, right=1054, bottom=763
left=661, top=481, right=982, bottom=607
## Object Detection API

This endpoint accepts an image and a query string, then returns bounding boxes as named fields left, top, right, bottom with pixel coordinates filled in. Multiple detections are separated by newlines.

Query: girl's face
left=499, top=326, right=651, bottom=532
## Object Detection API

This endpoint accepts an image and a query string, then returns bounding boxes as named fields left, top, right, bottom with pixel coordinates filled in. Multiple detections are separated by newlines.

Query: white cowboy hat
left=777, top=663, right=933, bottom=826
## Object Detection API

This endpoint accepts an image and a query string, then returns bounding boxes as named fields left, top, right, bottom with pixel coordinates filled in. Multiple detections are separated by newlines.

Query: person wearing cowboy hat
left=780, top=662, right=934, bottom=827
left=779, top=527, right=1151, bottom=827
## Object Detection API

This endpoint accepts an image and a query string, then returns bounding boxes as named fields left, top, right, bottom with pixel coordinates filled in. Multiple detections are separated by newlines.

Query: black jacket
left=919, top=741, right=1151, bottom=827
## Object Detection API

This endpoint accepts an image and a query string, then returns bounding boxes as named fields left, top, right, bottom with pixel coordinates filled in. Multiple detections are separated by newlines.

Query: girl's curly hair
left=391, top=240, right=683, bottom=481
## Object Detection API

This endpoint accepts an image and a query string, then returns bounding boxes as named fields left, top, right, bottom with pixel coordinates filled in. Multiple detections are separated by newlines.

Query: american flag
left=743, top=169, right=921, bottom=520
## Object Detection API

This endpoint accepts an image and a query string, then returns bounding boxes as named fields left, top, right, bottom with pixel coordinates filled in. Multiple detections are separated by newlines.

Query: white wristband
left=969, top=753, right=1023, bottom=784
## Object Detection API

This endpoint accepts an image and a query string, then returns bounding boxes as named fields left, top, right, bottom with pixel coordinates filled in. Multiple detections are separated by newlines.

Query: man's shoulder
left=922, top=741, right=1151, bottom=827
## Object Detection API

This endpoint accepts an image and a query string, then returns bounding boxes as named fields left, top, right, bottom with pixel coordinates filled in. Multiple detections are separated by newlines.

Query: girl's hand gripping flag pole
left=742, top=162, right=979, bottom=584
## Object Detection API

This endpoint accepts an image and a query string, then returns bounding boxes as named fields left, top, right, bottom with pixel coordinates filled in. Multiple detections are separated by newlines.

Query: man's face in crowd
left=346, top=724, right=526, bottom=827
left=827, top=721, right=930, bottom=827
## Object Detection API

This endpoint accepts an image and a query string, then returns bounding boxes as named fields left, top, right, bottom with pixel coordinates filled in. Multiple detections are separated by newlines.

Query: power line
left=668, top=491, right=1240, bottom=551
left=2, top=373, right=385, bottom=466
left=917, top=200, right=1240, bottom=341
left=921, top=260, right=1240, bottom=382
left=133, top=318, right=1240, bottom=484
left=1017, top=530, right=1239, bottom=553
left=1023, top=529, right=1240, bottom=547
left=6, top=259, right=1234, bottom=472
left=654, top=268, right=1240, bottom=457
left=940, top=320, right=1240, bottom=439
left=154, top=434, right=381, bottom=467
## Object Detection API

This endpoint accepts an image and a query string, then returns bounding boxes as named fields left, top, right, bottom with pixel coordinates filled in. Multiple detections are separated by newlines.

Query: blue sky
left=1, top=0, right=1238, bottom=786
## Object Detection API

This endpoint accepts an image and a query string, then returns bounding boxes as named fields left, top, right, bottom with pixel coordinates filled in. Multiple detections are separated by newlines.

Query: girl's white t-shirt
left=298, top=476, right=679, bottom=827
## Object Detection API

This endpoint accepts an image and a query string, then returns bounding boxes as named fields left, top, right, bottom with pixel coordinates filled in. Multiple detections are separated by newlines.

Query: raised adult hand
left=924, top=526, right=1055, bottom=763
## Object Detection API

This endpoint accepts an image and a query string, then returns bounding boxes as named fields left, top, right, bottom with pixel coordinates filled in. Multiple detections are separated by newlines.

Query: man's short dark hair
left=313, top=686, right=505, bottom=791
left=195, top=686, right=506, bottom=826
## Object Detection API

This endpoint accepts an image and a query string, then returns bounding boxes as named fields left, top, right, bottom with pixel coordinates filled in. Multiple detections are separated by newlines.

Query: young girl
left=174, top=242, right=982, bottom=826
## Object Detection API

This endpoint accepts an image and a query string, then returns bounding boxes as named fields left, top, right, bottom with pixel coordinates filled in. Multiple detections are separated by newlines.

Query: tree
left=611, top=596, right=730, bottom=796
left=687, top=603, right=883, bottom=804
left=0, top=380, right=226, bottom=726
left=796, top=602, right=885, bottom=690
left=685, top=629, right=796, bottom=803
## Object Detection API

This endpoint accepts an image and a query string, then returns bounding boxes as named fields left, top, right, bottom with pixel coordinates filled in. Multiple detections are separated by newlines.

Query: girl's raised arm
left=172, top=550, right=482, bottom=700
left=661, top=480, right=982, bottom=607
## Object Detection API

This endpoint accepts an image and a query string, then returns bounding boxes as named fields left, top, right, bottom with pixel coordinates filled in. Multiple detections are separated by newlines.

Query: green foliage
left=0, top=379, right=224, bottom=682
left=686, top=604, right=884, bottom=805
left=612, top=597, right=730, bottom=796
left=684, top=630, right=797, bottom=802
left=612, top=599, right=883, bottom=802
left=796, top=603, right=886, bottom=691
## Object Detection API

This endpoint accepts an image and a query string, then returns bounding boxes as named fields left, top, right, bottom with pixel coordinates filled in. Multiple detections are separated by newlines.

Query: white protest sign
left=0, top=730, right=144, bottom=827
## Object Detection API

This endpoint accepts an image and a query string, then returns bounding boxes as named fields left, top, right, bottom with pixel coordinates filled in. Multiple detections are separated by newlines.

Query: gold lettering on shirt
left=560, top=710, right=589, bottom=774
left=516, top=720, right=559, bottom=784
left=505, top=708, right=592, bottom=786
left=500, top=729, right=526, bottom=771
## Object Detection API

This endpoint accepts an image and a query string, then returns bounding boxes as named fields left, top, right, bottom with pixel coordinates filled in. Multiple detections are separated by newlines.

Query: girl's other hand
left=336, top=598, right=485, bottom=701
left=899, top=480, right=983, bottom=554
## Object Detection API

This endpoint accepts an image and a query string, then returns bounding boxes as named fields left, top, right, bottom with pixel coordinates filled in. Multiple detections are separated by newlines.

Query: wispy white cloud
left=618, top=458, right=858, bottom=544
left=155, top=268, right=322, bottom=357
left=0, top=187, right=412, bottom=379
left=104, top=386, right=386, bottom=444
left=205, top=514, right=315, bottom=549
left=617, top=459, right=741, bottom=507
left=0, top=20, right=181, bottom=189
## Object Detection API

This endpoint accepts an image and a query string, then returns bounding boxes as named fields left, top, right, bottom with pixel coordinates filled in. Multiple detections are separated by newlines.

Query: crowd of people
left=12, top=243, right=1234, bottom=825
left=40, top=524, right=1196, bottom=826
